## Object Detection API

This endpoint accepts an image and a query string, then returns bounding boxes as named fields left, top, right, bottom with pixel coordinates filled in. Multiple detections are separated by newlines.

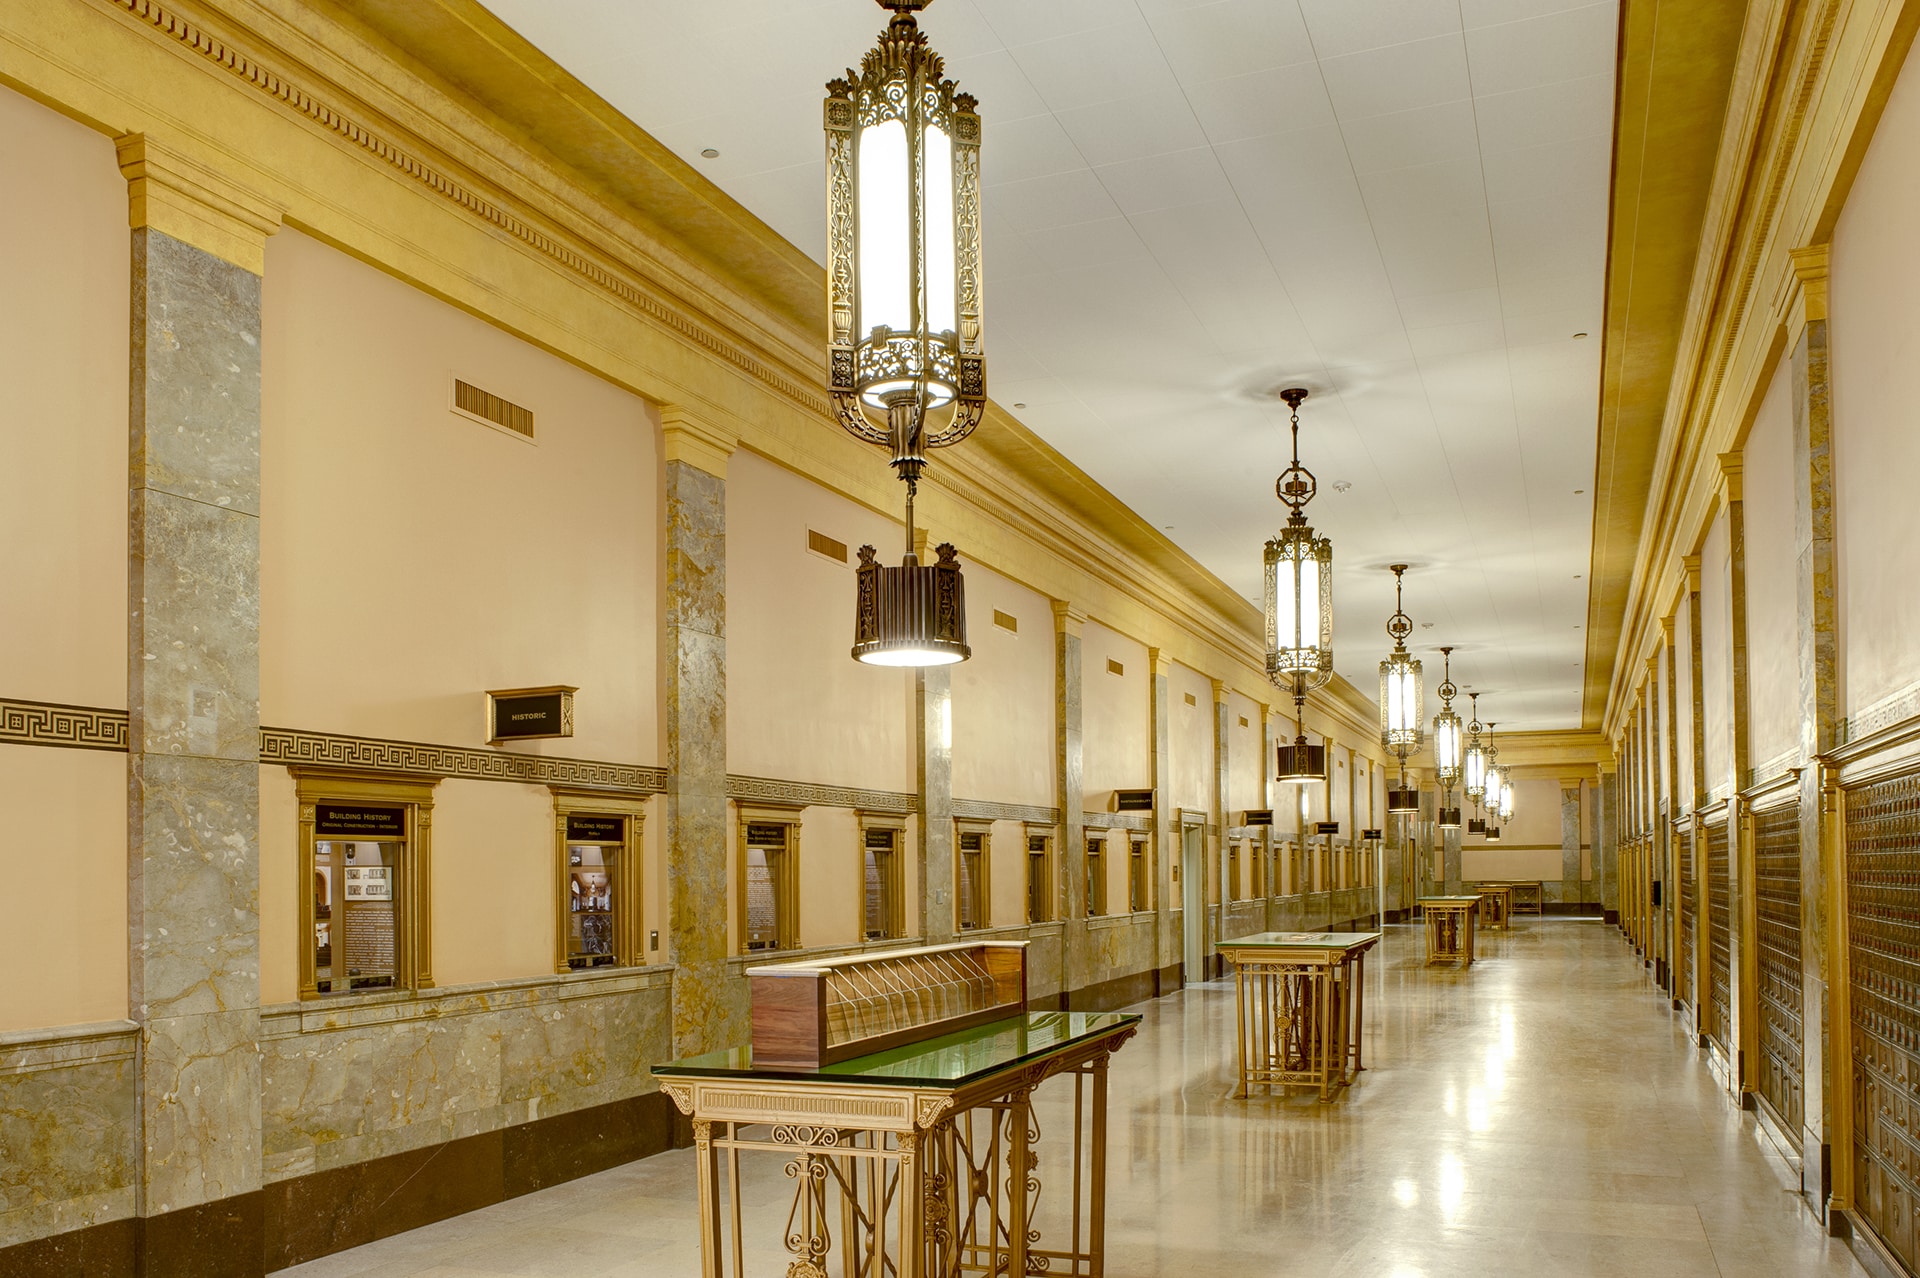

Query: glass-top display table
left=1215, top=932, right=1380, bottom=1102
left=657, top=1010, right=1140, bottom=1277
left=1476, top=883, right=1514, bottom=930
left=1419, top=896, right=1482, bottom=966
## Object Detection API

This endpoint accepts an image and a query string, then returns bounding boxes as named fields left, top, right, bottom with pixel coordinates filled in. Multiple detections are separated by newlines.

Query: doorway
left=1181, top=820, right=1205, bottom=981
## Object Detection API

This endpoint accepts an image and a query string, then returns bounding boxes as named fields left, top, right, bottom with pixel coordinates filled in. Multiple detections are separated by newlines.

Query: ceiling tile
left=1318, top=33, right=1473, bottom=120
left=1186, top=63, right=1338, bottom=144
left=1481, top=133, right=1610, bottom=205
left=1465, top=3, right=1620, bottom=96
left=1340, top=100, right=1480, bottom=173
left=1358, top=158, right=1488, bottom=213
left=1472, top=74, right=1613, bottom=151
left=1296, top=0, right=1463, bottom=57
left=1460, top=0, right=1611, bottom=31
left=1056, top=89, right=1210, bottom=166
left=1096, top=148, right=1238, bottom=215
left=968, top=0, right=1138, bottom=46
left=990, top=168, right=1122, bottom=233
left=1010, top=22, right=1183, bottom=112
left=1145, top=0, right=1318, bottom=83
left=982, top=113, right=1087, bottom=186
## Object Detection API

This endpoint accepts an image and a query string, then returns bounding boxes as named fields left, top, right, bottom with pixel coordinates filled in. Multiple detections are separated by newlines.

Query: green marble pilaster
left=660, top=415, right=737, bottom=1058
left=1442, top=823, right=1461, bottom=896
left=1053, top=603, right=1086, bottom=991
left=1788, top=256, right=1839, bottom=1217
left=1211, top=680, right=1230, bottom=964
left=1560, top=781, right=1583, bottom=909
left=917, top=667, right=955, bottom=945
left=1150, top=651, right=1175, bottom=966
left=1685, top=557, right=1709, bottom=809
left=1599, top=768, right=1619, bottom=921
left=127, top=227, right=264, bottom=1220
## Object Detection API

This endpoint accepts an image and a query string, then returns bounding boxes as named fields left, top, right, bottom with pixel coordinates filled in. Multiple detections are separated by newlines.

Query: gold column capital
left=1211, top=678, right=1231, bottom=707
left=1787, top=243, right=1830, bottom=338
left=1659, top=613, right=1676, bottom=643
left=660, top=407, right=738, bottom=478
left=115, top=133, right=280, bottom=274
left=1147, top=647, right=1172, bottom=679
left=1051, top=600, right=1087, bottom=637
left=1716, top=451, right=1744, bottom=502
left=1681, top=554, right=1702, bottom=592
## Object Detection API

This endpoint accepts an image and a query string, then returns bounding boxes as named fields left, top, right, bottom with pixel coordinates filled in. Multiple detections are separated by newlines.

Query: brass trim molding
left=0, top=698, right=129, bottom=752
left=726, top=774, right=916, bottom=813
left=262, top=726, right=667, bottom=793
left=951, top=798, right=1059, bottom=824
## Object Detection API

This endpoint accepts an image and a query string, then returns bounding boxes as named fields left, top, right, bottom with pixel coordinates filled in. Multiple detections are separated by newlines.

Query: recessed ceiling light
left=1573, top=332, right=1588, bottom=339
left=1163, top=525, right=1174, bottom=531
left=1420, top=621, right=1434, bottom=629
left=1013, top=402, right=1026, bottom=409
left=1574, top=489, right=1585, bottom=495
left=1332, top=480, right=1352, bottom=493
left=700, top=148, right=720, bottom=158
left=1574, top=574, right=1583, bottom=579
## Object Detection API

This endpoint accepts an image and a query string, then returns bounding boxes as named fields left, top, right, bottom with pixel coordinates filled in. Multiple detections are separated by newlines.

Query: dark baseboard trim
left=1155, top=963, right=1181, bottom=995
left=0, top=1091, right=684, bottom=1277
left=1067, top=967, right=1159, bottom=1012
left=1603, top=909, right=1620, bottom=925
left=1540, top=903, right=1602, bottom=915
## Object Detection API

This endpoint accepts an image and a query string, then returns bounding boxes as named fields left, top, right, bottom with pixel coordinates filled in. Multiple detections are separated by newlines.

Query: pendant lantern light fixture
left=828, top=0, right=985, bottom=666
left=1379, top=565, right=1423, bottom=815
left=1265, top=387, right=1333, bottom=784
left=1462, top=692, right=1486, bottom=800
left=1433, top=647, right=1462, bottom=829
left=1481, top=721, right=1504, bottom=838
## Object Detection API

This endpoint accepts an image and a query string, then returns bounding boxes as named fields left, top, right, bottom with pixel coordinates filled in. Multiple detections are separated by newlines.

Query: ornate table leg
left=1233, top=961, right=1249, bottom=1099
left=1351, top=951, right=1366, bottom=1077
left=1090, top=1054, right=1110, bottom=1277
left=691, top=1119, right=722, bottom=1278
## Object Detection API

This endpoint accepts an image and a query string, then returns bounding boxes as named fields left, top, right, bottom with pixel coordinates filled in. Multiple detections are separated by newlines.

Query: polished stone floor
left=277, top=920, right=1867, bottom=1276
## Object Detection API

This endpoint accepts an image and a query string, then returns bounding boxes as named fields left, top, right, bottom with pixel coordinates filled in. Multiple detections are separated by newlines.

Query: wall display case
left=295, top=770, right=437, bottom=998
left=747, top=940, right=1028, bottom=1068
left=551, top=791, right=647, bottom=973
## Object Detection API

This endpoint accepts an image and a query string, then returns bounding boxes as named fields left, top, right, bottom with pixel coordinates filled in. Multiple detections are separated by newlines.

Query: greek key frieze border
left=261, top=727, right=666, bottom=794
left=105, top=0, right=830, bottom=425
left=0, top=699, right=129, bottom=753
left=726, top=774, right=917, bottom=814
left=951, top=798, right=1060, bottom=825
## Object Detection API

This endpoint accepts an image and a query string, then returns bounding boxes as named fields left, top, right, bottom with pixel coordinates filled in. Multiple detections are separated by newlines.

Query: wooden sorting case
left=747, top=940, right=1029, bottom=1068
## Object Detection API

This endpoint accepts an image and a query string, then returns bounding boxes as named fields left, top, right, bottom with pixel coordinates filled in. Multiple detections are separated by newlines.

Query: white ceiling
left=483, top=0, right=1615, bottom=730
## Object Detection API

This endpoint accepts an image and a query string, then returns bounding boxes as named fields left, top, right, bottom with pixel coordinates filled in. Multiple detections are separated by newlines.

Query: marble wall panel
left=258, top=970, right=671, bottom=1182
left=0, top=1023, right=137, bottom=1249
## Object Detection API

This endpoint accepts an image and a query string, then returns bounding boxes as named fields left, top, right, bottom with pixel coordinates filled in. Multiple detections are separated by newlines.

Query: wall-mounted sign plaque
left=315, top=803, right=406, bottom=838
left=486, top=685, right=577, bottom=744
left=1361, top=828, right=1383, bottom=841
left=1111, top=789, right=1154, bottom=813
left=566, top=813, right=625, bottom=842
left=1314, top=821, right=1340, bottom=836
left=1241, top=810, right=1274, bottom=827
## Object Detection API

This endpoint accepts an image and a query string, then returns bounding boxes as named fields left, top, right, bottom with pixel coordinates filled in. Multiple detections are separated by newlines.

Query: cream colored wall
left=1226, top=692, right=1265, bottom=815
left=260, top=766, right=298, bottom=1004
left=0, top=749, right=128, bottom=1030
left=1462, top=846, right=1561, bottom=880
left=985, top=818, right=1028, bottom=929
left=951, top=564, right=1054, bottom=808
left=0, top=86, right=128, bottom=709
left=1461, top=779, right=1563, bottom=881
left=1080, top=623, right=1149, bottom=802
left=1699, top=512, right=1732, bottom=792
left=1833, top=44, right=1920, bottom=721
left=259, top=230, right=658, bottom=761
left=1743, top=366, right=1798, bottom=767
left=726, top=450, right=911, bottom=791
left=1332, top=744, right=1354, bottom=829
left=1167, top=663, right=1214, bottom=815
left=0, top=88, right=130, bottom=1034
left=431, top=782, right=560, bottom=986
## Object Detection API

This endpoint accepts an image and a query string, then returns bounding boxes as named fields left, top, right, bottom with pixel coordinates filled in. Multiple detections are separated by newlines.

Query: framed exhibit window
left=551, top=791, right=647, bottom=973
left=1085, top=830, right=1107, bottom=916
left=295, top=770, right=437, bottom=998
left=1129, top=837, right=1149, bottom=912
left=1227, top=837, right=1242, bottom=902
left=859, top=813, right=906, bottom=942
left=956, top=821, right=990, bottom=932
left=739, top=806, right=801, bottom=954
left=1025, top=829, right=1053, bottom=923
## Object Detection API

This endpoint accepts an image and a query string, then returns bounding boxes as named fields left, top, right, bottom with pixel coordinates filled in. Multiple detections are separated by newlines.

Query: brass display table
left=1419, top=896, right=1481, bottom=966
left=1492, top=880, right=1544, bottom=915
left=1216, top=931, right=1380, bottom=1103
left=1475, top=883, right=1514, bottom=930
left=656, top=1010, right=1140, bottom=1278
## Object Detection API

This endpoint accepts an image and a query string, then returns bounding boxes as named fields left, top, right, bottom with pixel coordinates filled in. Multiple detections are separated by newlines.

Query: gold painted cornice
left=659, top=407, right=738, bottom=479
left=116, top=132, right=281, bottom=271
left=1051, top=601, right=1088, bottom=638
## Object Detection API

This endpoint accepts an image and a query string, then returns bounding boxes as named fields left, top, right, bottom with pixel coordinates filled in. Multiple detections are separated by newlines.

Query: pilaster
left=1789, top=243, right=1839, bottom=1219
left=1149, top=649, right=1174, bottom=975
left=1599, top=764, right=1620, bottom=924
left=1211, top=679, right=1230, bottom=955
left=122, top=132, right=276, bottom=1274
left=1684, top=555, right=1709, bottom=810
left=660, top=408, right=738, bottom=1058
left=1053, top=602, right=1087, bottom=993
left=1560, top=779, right=1585, bottom=911
left=917, top=667, right=955, bottom=945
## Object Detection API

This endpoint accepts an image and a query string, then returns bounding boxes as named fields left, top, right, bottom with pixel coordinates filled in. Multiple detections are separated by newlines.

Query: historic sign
left=486, top=685, right=577, bottom=743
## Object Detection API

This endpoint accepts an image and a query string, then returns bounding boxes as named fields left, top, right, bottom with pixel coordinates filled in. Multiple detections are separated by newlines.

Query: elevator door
left=1182, top=822, right=1205, bottom=981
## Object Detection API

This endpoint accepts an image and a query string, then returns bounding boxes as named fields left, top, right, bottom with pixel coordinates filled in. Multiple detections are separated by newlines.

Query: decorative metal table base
left=1420, top=897, right=1481, bottom=966
left=1217, top=933, right=1380, bottom=1103
left=659, top=1013, right=1137, bottom=1277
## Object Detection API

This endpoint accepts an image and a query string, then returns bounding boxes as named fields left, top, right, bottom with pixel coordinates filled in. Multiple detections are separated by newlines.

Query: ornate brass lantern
left=1462, top=691, right=1486, bottom=800
left=1265, top=388, right=1333, bottom=784
left=828, top=0, right=985, bottom=666
left=1378, top=564, right=1423, bottom=814
left=1433, top=647, right=1462, bottom=828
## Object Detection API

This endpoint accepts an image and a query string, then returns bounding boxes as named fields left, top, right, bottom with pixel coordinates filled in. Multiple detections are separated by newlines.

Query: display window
left=1025, top=829, right=1053, bottom=923
left=739, top=807, right=801, bottom=953
left=296, top=771, right=436, bottom=999
left=859, top=814, right=906, bottom=941
left=1128, top=838, right=1149, bottom=911
left=1085, top=831, right=1107, bottom=916
left=956, top=823, right=990, bottom=931
left=551, top=793, right=647, bottom=973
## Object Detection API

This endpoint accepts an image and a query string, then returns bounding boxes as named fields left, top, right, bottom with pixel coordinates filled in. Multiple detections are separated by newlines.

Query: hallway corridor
left=279, top=921, right=1864, bottom=1277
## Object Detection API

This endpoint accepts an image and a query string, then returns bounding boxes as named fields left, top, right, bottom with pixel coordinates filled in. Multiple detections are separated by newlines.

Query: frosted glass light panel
left=1264, top=526, right=1334, bottom=685
left=1379, top=653, right=1424, bottom=751
left=1433, top=709, right=1463, bottom=784
left=826, top=11, right=985, bottom=438
left=1464, top=741, right=1486, bottom=799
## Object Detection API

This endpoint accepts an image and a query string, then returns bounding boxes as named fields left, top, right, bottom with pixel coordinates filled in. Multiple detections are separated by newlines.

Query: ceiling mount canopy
left=1266, top=388, right=1332, bottom=785
left=829, top=0, right=983, bottom=667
